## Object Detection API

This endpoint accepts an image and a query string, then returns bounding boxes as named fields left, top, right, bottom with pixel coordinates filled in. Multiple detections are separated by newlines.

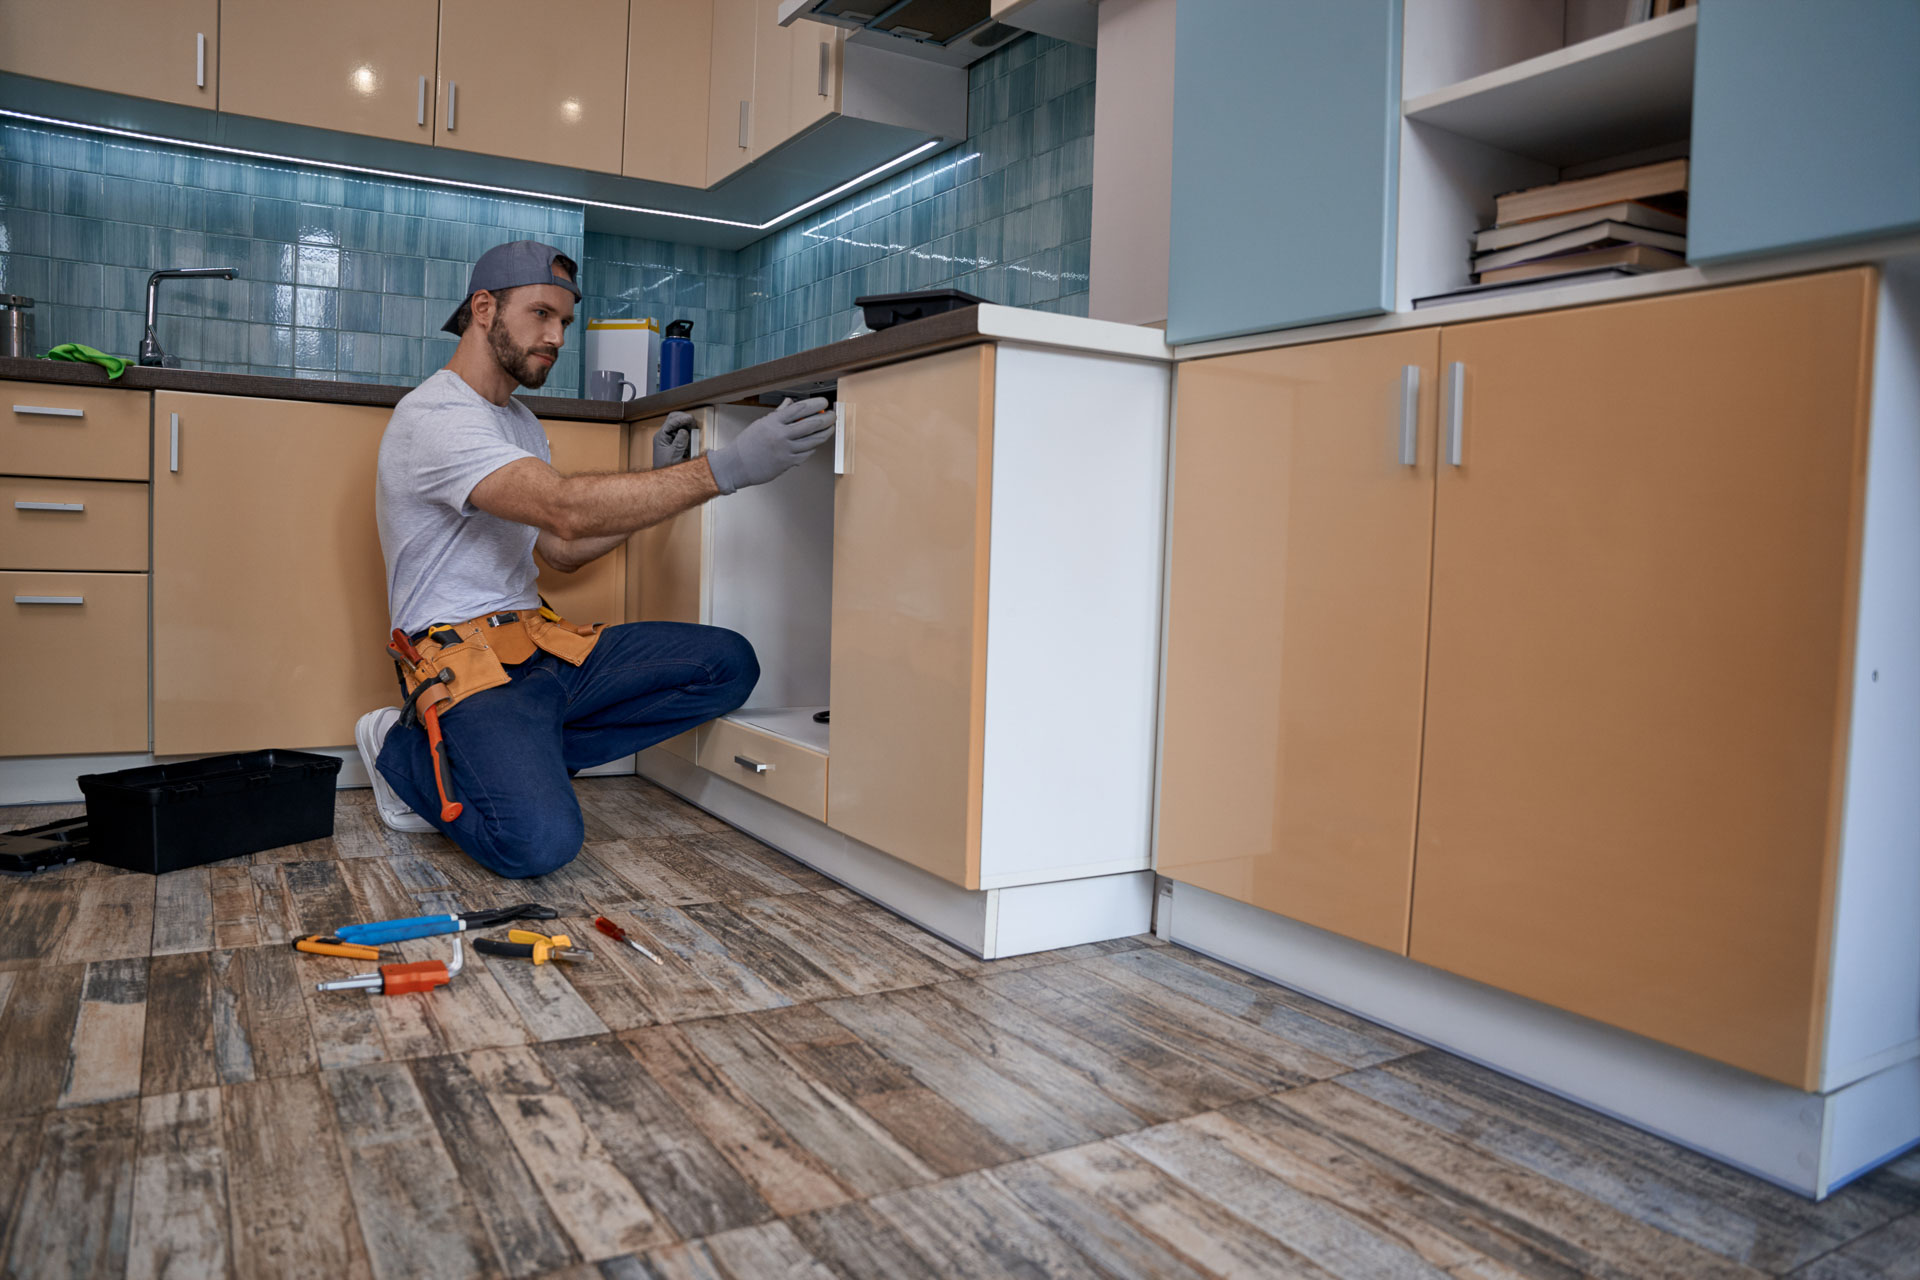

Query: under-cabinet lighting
left=0, top=109, right=943, bottom=233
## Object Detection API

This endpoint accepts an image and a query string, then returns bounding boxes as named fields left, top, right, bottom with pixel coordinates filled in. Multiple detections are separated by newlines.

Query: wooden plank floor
left=2, top=777, right=1915, bottom=1279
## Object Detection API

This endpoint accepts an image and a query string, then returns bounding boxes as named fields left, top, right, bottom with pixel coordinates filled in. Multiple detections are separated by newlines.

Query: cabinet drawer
left=0, top=477, right=150, bottom=571
left=2, top=383, right=151, bottom=480
left=696, top=716, right=826, bottom=821
left=0, top=571, right=148, bottom=756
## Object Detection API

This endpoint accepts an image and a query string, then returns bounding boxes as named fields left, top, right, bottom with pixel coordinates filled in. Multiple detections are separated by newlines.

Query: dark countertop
left=0, top=357, right=623, bottom=422
left=0, top=308, right=992, bottom=427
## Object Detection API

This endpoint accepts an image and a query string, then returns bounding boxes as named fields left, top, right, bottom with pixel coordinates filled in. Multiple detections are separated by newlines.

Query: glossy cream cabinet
left=0, top=0, right=218, bottom=108
left=1158, top=268, right=1885, bottom=1088
left=149, top=391, right=625, bottom=754
left=0, top=384, right=154, bottom=757
left=220, top=0, right=441, bottom=142
left=632, top=340, right=1171, bottom=901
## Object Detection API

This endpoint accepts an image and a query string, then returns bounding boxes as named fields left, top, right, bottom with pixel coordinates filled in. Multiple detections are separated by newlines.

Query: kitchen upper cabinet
left=152, top=392, right=395, bottom=754
left=1167, top=0, right=1401, bottom=343
left=828, top=345, right=995, bottom=888
left=780, top=8, right=841, bottom=149
left=0, top=0, right=217, bottom=108
left=1691, top=1, right=1920, bottom=262
left=1409, top=270, right=1876, bottom=1088
left=435, top=0, right=631, bottom=174
left=220, top=0, right=440, bottom=143
left=705, top=0, right=758, bottom=185
left=536, top=418, right=626, bottom=627
left=1157, top=329, right=1441, bottom=954
left=748, top=0, right=795, bottom=163
left=625, top=0, right=713, bottom=187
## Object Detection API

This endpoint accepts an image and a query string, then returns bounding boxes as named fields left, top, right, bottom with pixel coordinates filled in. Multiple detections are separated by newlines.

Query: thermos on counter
left=660, top=320, right=695, bottom=390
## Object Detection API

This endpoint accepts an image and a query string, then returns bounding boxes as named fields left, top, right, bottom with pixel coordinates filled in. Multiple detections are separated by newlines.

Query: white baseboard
left=637, top=746, right=1152, bottom=959
left=1163, top=881, right=1920, bottom=1199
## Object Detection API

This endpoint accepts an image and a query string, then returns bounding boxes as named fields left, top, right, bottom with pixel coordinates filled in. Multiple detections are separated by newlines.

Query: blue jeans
left=376, top=621, right=758, bottom=878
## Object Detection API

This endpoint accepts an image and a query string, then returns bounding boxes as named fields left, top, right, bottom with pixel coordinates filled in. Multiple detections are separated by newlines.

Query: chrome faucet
left=139, top=267, right=238, bottom=367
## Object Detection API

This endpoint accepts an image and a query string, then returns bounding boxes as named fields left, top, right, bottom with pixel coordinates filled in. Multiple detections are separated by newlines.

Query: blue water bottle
left=659, top=320, right=695, bottom=390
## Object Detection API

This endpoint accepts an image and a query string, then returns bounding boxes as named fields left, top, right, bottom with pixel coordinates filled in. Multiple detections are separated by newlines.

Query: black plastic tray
left=78, top=749, right=342, bottom=874
left=855, top=289, right=986, bottom=331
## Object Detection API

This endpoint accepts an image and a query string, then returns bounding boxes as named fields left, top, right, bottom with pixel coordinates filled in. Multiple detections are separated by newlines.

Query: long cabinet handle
left=14, top=501, right=85, bottom=512
left=170, top=412, right=181, bottom=473
left=733, top=755, right=769, bottom=775
left=15, top=595, right=84, bottom=605
left=1398, top=365, right=1420, bottom=466
left=196, top=33, right=206, bottom=88
left=1444, top=361, right=1465, bottom=467
left=819, top=42, right=832, bottom=96
left=12, top=404, right=85, bottom=418
left=447, top=81, right=458, bottom=130
left=418, top=75, right=428, bottom=126
left=738, top=100, right=751, bottom=149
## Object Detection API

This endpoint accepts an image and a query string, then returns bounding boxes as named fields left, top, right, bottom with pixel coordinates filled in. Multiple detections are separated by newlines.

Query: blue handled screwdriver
left=335, top=902, right=557, bottom=945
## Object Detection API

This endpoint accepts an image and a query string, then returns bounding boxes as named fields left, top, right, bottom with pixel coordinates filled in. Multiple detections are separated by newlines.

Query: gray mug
left=589, top=369, right=639, bottom=401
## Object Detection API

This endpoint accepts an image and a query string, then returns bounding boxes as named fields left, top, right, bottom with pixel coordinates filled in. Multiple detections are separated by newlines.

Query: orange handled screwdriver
left=316, top=937, right=464, bottom=995
left=391, top=628, right=462, bottom=823
left=594, top=915, right=663, bottom=965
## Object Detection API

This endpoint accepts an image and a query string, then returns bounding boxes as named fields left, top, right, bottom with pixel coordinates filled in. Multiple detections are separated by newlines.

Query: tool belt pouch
left=527, top=613, right=604, bottom=666
left=404, top=620, right=512, bottom=715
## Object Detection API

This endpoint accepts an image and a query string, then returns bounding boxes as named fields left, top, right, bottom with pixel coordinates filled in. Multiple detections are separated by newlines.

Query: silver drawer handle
left=733, top=755, right=770, bottom=775
left=447, top=81, right=458, bottom=130
left=1445, top=361, right=1466, bottom=467
left=1398, top=365, right=1419, bottom=466
left=16, top=595, right=84, bottom=605
left=819, top=42, right=831, bottom=96
left=12, top=404, right=85, bottom=418
left=738, top=100, right=750, bottom=149
left=14, top=501, right=85, bottom=512
left=418, top=75, right=428, bottom=126
left=196, top=32, right=207, bottom=88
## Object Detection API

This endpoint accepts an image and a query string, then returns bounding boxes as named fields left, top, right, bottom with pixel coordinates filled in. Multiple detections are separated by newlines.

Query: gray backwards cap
left=441, top=239, right=582, bottom=335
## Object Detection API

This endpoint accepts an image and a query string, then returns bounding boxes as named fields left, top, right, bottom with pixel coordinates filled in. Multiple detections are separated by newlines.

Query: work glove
left=706, top=397, right=836, bottom=495
left=651, top=410, right=697, bottom=470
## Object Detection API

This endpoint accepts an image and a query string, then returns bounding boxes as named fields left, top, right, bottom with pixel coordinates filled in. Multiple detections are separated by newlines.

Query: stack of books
left=1416, top=158, right=1689, bottom=308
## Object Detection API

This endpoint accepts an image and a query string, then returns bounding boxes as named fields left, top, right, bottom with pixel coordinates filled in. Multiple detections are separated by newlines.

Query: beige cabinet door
left=0, top=0, right=216, bottom=107
left=152, top=392, right=396, bottom=754
left=536, top=419, right=626, bottom=626
left=1409, top=269, right=1876, bottom=1088
left=748, top=0, right=795, bottom=161
left=625, top=0, right=713, bottom=187
left=786, top=20, right=841, bottom=141
left=625, top=411, right=712, bottom=761
left=0, top=572, right=148, bottom=756
left=1157, top=329, right=1441, bottom=954
left=220, top=0, right=440, bottom=142
left=705, top=0, right=758, bottom=185
left=828, top=345, right=995, bottom=888
left=436, top=0, right=630, bottom=173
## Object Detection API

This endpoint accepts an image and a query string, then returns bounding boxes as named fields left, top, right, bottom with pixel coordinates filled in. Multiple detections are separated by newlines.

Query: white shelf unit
left=1396, top=0, right=1697, bottom=310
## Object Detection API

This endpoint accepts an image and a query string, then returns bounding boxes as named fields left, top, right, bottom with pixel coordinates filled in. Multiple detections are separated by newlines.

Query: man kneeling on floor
left=355, top=240, right=835, bottom=877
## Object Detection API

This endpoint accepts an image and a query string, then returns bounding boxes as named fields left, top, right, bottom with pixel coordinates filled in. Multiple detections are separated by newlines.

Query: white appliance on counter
left=585, top=319, right=661, bottom=398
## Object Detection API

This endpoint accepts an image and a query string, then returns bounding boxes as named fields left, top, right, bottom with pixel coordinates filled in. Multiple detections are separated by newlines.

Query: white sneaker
left=355, top=706, right=437, bottom=833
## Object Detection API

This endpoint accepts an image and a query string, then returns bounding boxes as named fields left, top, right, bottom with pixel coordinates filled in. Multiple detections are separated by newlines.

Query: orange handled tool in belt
left=390, top=627, right=463, bottom=823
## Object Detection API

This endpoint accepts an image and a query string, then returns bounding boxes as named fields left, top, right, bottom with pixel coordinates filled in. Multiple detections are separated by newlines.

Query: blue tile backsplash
left=0, top=33, right=1094, bottom=394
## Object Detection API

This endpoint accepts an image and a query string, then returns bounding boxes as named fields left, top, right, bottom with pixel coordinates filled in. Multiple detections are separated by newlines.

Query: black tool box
left=55, top=749, right=344, bottom=874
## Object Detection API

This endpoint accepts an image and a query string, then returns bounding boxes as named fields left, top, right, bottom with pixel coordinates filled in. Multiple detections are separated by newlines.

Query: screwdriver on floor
left=316, top=937, right=464, bottom=995
left=595, top=915, right=663, bottom=965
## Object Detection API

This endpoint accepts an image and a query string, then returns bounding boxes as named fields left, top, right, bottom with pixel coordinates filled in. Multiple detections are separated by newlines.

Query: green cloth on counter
left=45, top=343, right=131, bottom=379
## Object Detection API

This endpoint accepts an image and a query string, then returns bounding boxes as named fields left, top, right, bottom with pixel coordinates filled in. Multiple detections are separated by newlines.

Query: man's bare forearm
left=554, top=458, right=719, bottom=539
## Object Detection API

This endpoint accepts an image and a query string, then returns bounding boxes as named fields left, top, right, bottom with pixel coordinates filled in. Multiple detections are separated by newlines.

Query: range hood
left=779, top=0, right=1026, bottom=68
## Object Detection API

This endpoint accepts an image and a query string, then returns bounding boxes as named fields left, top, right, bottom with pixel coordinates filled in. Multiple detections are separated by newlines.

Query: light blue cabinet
left=1691, top=1, right=1920, bottom=263
left=1167, top=0, right=1402, bottom=345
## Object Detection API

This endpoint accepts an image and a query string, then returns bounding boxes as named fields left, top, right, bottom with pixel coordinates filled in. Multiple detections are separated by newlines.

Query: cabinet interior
left=705, top=397, right=837, bottom=754
left=1396, top=0, right=1696, bottom=309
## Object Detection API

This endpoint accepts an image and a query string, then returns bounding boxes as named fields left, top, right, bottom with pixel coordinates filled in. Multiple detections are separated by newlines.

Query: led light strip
left=0, top=109, right=943, bottom=233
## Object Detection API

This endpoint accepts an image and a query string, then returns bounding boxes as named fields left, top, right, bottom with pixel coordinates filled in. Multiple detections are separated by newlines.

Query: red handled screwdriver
left=594, top=915, right=663, bottom=965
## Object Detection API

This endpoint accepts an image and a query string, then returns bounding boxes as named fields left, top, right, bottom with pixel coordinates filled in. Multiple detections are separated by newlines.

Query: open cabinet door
left=627, top=409, right=714, bottom=761
left=827, top=344, right=996, bottom=888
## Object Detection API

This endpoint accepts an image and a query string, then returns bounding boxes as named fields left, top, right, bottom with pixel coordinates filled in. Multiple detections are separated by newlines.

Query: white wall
left=1088, top=0, right=1175, bottom=327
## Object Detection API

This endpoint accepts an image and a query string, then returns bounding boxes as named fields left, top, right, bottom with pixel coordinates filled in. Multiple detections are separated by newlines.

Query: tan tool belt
left=402, top=608, right=605, bottom=716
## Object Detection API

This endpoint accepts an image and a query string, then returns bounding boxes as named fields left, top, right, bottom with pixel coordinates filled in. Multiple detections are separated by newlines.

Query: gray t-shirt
left=376, top=369, right=549, bottom=635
